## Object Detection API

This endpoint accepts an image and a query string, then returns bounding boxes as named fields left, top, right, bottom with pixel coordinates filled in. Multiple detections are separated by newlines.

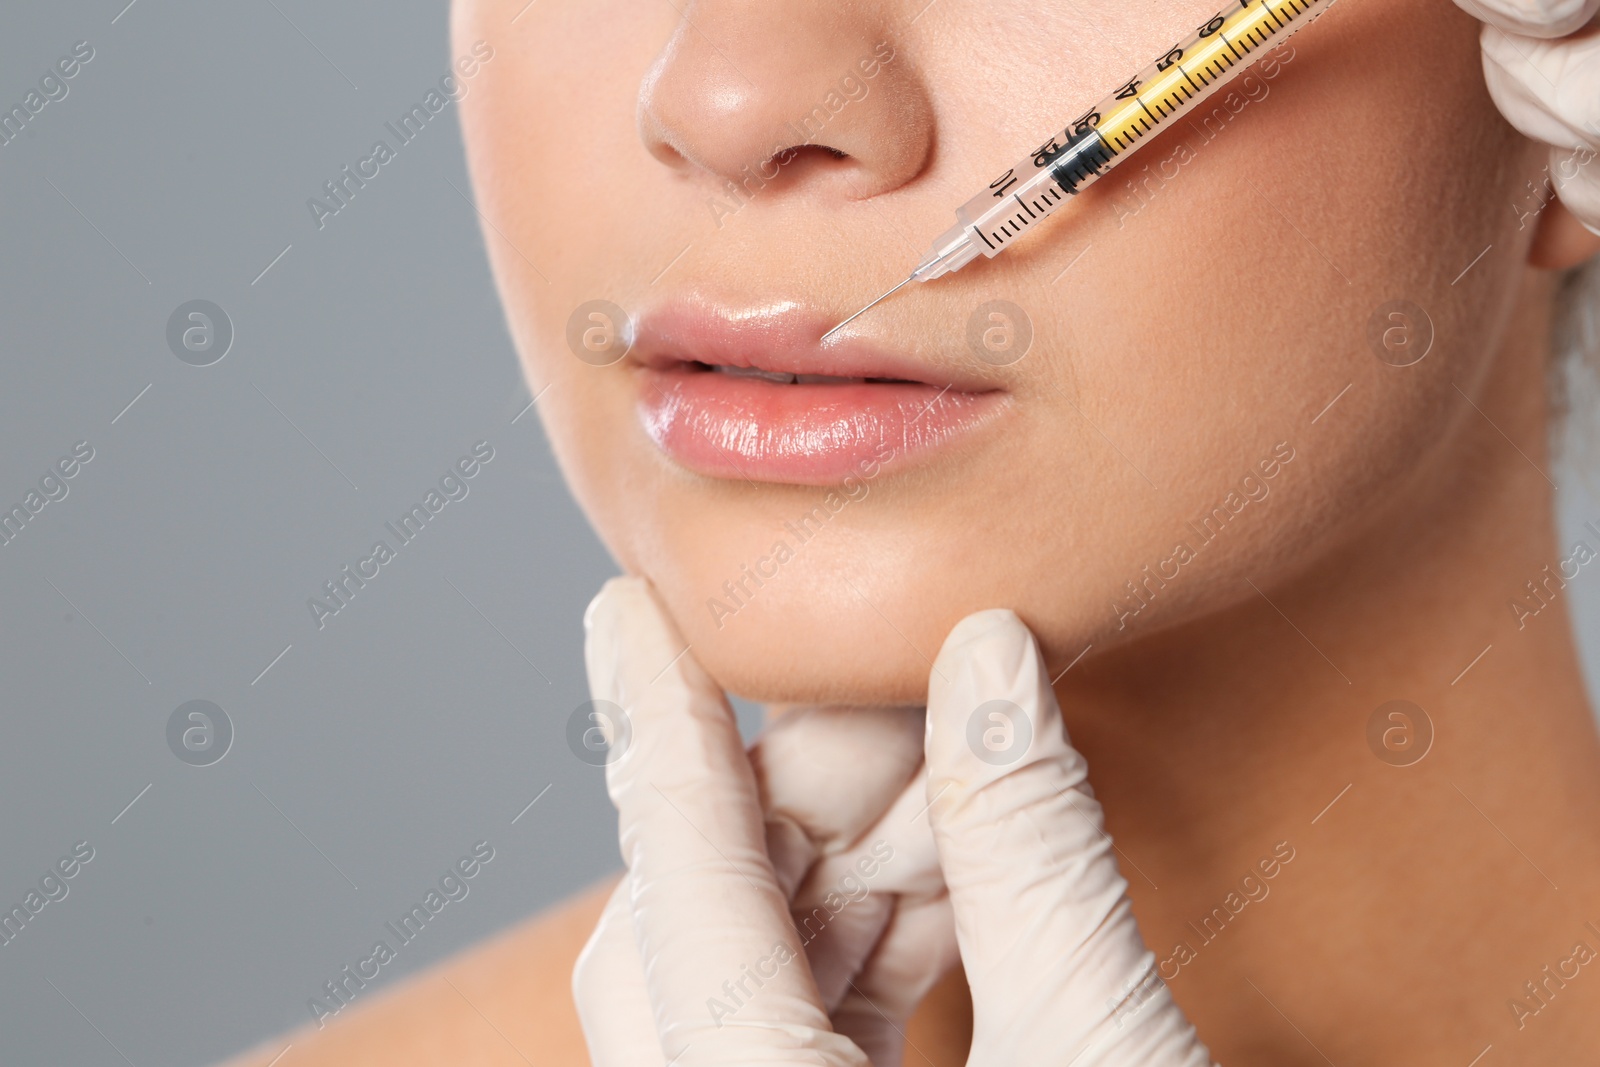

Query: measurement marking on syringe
left=819, top=0, right=1338, bottom=343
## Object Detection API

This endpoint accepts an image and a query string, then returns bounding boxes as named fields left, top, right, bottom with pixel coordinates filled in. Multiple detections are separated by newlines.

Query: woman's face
left=453, top=0, right=1546, bottom=705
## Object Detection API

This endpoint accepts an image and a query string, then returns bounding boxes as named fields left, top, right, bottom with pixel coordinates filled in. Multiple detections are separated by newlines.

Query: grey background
left=0, top=2, right=1597, bottom=1066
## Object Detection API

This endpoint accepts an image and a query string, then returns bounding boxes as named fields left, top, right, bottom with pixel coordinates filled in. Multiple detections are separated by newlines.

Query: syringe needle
left=822, top=274, right=913, bottom=341
left=814, top=0, right=1335, bottom=329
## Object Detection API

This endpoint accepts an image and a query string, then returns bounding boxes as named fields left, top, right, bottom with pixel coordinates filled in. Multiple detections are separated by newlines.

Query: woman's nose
left=637, top=0, right=935, bottom=201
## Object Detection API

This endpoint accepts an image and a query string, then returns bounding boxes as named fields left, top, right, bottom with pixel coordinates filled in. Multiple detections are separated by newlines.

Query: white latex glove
left=574, top=577, right=952, bottom=1067
left=573, top=577, right=1215, bottom=1066
left=917, top=609, right=1213, bottom=1066
left=1454, top=0, right=1600, bottom=233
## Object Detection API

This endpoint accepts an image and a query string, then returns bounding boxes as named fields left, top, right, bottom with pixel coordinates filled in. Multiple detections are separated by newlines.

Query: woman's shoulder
left=216, top=877, right=613, bottom=1067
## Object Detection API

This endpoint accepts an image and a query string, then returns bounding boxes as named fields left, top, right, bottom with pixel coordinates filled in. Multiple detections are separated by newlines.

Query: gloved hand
left=573, top=576, right=1215, bottom=1066
left=573, top=576, right=950, bottom=1067
left=1454, top=0, right=1600, bottom=233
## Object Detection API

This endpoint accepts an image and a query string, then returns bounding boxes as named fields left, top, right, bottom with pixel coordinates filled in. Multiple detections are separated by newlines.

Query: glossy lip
left=630, top=298, right=1008, bottom=485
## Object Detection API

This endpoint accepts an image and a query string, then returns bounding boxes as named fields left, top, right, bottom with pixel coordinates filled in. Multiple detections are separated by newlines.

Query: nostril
left=773, top=144, right=848, bottom=163
left=646, top=138, right=689, bottom=169
left=758, top=142, right=854, bottom=187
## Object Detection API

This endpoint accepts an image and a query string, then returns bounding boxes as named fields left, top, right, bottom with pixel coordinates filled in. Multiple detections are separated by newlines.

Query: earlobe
left=1529, top=196, right=1600, bottom=271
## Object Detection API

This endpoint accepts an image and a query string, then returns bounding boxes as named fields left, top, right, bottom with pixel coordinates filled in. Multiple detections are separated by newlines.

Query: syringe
left=824, top=0, right=1339, bottom=338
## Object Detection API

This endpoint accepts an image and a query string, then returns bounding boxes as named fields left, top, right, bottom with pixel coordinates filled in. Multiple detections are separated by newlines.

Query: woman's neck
left=1060, top=275, right=1600, bottom=1061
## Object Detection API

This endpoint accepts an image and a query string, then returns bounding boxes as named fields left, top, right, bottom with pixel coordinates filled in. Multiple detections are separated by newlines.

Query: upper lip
left=629, top=296, right=1002, bottom=392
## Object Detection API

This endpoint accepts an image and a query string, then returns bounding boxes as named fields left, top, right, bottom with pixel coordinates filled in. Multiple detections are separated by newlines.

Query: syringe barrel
left=942, top=0, right=1338, bottom=264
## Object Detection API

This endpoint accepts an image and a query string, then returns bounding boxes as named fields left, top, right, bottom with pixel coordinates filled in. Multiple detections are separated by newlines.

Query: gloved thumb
left=923, top=610, right=1213, bottom=1066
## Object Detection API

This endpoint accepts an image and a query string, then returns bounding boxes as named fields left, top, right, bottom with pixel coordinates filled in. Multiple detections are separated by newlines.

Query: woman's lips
left=637, top=368, right=1001, bottom=483
left=630, top=301, right=1006, bottom=485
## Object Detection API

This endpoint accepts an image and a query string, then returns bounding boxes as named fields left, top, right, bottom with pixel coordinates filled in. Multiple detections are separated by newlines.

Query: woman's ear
left=1530, top=195, right=1600, bottom=271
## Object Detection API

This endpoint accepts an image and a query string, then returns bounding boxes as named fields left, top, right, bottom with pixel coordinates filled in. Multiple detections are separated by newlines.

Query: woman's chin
left=653, top=579, right=946, bottom=708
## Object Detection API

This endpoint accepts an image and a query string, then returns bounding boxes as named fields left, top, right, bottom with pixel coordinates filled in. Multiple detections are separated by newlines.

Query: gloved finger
left=1479, top=23, right=1600, bottom=152
left=751, top=705, right=925, bottom=897
left=586, top=576, right=867, bottom=1067
left=798, top=770, right=958, bottom=1065
left=794, top=886, right=896, bottom=1019
left=574, top=687, right=923, bottom=1067
left=794, top=765, right=944, bottom=1010
left=572, top=878, right=668, bottom=1067
left=829, top=895, right=959, bottom=1067
left=924, top=610, right=1213, bottom=1066
left=1453, top=0, right=1599, bottom=37
left=751, top=705, right=925, bottom=1056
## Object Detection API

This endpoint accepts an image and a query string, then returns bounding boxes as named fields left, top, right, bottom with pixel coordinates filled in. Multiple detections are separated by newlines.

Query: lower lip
left=634, top=366, right=1005, bottom=484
